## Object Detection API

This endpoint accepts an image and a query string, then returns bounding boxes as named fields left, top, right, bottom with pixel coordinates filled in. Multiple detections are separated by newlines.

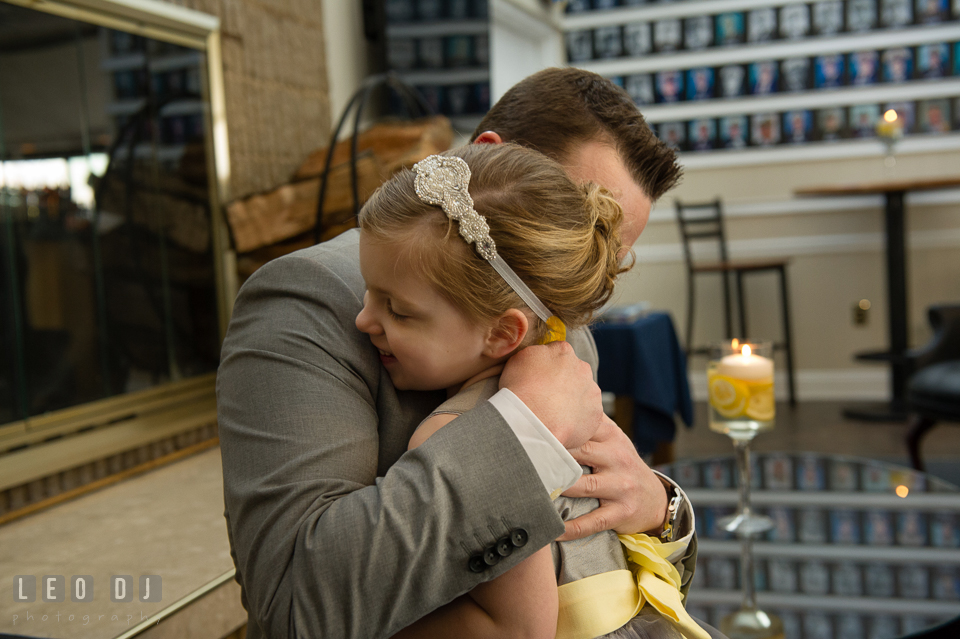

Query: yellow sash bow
left=555, top=533, right=710, bottom=639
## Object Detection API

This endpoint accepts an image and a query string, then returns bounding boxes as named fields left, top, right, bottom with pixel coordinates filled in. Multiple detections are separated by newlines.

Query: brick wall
left=162, top=0, right=332, bottom=200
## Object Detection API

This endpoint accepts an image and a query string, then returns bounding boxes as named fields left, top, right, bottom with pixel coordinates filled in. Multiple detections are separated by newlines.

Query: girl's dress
left=421, top=378, right=707, bottom=639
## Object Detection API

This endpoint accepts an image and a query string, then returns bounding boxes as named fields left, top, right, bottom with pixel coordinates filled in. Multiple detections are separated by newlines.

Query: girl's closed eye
left=386, top=300, right=408, bottom=321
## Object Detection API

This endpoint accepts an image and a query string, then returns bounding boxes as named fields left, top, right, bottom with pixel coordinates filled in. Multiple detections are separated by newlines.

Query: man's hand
left=558, top=416, right=669, bottom=541
left=499, top=341, right=604, bottom=449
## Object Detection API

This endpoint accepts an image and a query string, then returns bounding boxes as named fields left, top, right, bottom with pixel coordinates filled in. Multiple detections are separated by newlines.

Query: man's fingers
left=558, top=506, right=616, bottom=542
left=561, top=470, right=602, bottom=499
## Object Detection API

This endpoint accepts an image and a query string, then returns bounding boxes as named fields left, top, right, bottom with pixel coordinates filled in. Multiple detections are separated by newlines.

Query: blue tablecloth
left=590, top=312, right=693, bottom=453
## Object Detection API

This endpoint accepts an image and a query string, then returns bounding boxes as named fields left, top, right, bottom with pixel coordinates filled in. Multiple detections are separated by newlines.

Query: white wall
left=321, top=0, right=371, bottom=130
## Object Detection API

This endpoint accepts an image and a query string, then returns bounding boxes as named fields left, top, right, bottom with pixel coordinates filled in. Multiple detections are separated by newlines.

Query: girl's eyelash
left=386, top=300, right=406, bottom=320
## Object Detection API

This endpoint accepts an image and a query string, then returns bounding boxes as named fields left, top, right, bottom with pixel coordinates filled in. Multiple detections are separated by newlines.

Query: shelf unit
left=560, top=0, right=960, bottom=158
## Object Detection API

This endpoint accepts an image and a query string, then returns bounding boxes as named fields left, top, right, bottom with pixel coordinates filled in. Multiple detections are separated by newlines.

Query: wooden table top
left=795, top=176, right=960, bottom=197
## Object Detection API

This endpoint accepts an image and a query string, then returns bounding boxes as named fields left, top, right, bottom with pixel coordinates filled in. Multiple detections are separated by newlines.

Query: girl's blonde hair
left=358, top=143, right=631, bottom=341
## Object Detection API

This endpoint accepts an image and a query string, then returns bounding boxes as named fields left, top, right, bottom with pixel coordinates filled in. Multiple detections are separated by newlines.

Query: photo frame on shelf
left=749, top=60, right=779, bottom=95
left=918, top=98, right=951, bottom=131
left=917, top=42, right=949, bottom=77
left=566, top=30, right=593, bottom=63
left=720, top=115, right=749, bottom=148
left=655, top=69, right=683, bottom=102
left=594, top=25, right=623, bottom=59
left=445, top=35, right=473, bottom=68
left=849, top=50, right=880, bottom=85
left=386, top=38, right=417, bottom=70
left=780, top=4, right=811, bottom=39
left=418, top=37, right=445, bottom=68
left=747, top=7, right=778, bottom=43
left=848, top=0, right=879, bottom=31
left=815, top=54, right=845, bottom=88
left=623, top=21, right=652, bottom=57
left=686, top=67, right=715, bottom=100
left=624, top=73, right=655, bottom=105
left=688, top=118, right=717, bottom=151
left=883, top=47, right=915, bottom=82
left=658, top=121, right=686, bottom=151
left=653, top=17, right=682, bottom=52
left=684, top=15, right=713, bottom=49
left=812, top=1, right=845, bottom=35
left=783, top=109, right=814, bottom=143
left=752, top=112, right=781, bottom=146
left=917, top=0, right=950, bottom=22
left=881, top=0, right=914, bottom=26
left=417, top=0, right=443, bottom=22
left=782, top=57, right=812, bottom=91
left=851, top=103, right=882, bottom=136
left=716, top=12, right=745, bottom=45
left=719, top=64, right=747, bottom=97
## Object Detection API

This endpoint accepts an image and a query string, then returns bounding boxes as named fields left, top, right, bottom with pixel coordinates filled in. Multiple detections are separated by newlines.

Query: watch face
left=684, top=15, right=713, bottom=50
left=780, top=4, right=810, bottom=39
left=688, top=119, right=716, bottom=151
left=851, top=104, right=881, bottom=137
left=883, top=47, right=914, bottom=82
left=593, top=26, right=623, bottom=59
left=847, top=0, right=878, bottom=31
left=715, top=12, right=744, bottom=45
left=657, top=122, right=686, bottom=151
left=654, top=18, right=683, bottom=52
left=719, top=65, right=746, bottom=97
left=747, top=8, right=777, bottom=43
left=623, top=22, right=652, bottom=57
left=783, top=110, right=813, bottom=143
left=655, top=70, right=684, bottom=102
left=849, top=50, right=880, bottom=85
left=813, top=1, right=844, bottom=35
left=624, top=73, right=654, bottom=105
left=918, top=99, right=951, bottom=132
left=815, top=54, right=845, bottom=88
left=565, top=30, right=593, bottom=63
left=749, top=61, right=779, bottom=95
left=781, top=57, right=811, bottom=91
left=686, top=67, right=714, bottom=100
left=881, top=0, right=914, bottom=26
left=751, top=112, right=781, bottom=146
left=917, top=42, right=949, bottom=77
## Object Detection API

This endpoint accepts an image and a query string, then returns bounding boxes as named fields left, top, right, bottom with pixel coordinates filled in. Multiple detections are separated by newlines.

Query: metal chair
left=675, top=199, right=796, bottom=406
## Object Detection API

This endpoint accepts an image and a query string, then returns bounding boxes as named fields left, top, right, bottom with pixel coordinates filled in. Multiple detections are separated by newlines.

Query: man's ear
left=473, top=130, right=503, bottom=145
left=484, top=308, right=528, bottom=358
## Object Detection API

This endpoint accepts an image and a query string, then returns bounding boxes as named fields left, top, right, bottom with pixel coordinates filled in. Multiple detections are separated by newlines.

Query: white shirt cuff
left=654, top=470, right=695, bottom=563
left=488, top=388, right=583, bottom=500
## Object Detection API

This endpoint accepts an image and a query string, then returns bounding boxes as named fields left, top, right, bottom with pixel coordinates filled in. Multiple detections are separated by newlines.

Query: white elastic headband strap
left=412, top=155, right=553, bottom=324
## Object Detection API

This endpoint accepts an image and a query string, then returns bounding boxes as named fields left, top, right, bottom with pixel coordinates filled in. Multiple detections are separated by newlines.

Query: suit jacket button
left=496, top=537, right=514, bottom=557
left=483, top=547, right=501, bottom=566
left=510, top=528, right=529, bottom=548
left=469, top=554, right=487, bottom=573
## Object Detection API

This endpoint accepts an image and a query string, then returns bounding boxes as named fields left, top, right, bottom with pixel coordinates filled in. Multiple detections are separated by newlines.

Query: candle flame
left=884, top=109, right=898, bottom=123
left=896, top=485, right=909, bottom=498
left=732, top=338, right=739, bottom=349
left=742, top=344, right=751, bottom=357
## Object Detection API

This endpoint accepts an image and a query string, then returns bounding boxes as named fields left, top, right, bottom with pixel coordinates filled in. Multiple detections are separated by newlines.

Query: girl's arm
left=395, top=415, right=559, bottom=639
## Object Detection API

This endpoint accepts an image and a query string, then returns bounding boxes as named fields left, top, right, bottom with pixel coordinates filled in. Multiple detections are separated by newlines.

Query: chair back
left=674, top=199, right=729, bottom=271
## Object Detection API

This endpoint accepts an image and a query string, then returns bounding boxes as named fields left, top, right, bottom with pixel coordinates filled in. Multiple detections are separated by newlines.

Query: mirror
left=0, top=2, right=223, bottom=424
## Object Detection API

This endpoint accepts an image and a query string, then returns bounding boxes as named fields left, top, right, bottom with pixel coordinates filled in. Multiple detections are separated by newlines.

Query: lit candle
left=717, top=344, right=774, bottom=381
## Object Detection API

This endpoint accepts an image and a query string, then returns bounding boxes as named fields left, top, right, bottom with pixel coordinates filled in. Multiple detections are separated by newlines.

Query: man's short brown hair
left=472, top=67, right=682, bottom=201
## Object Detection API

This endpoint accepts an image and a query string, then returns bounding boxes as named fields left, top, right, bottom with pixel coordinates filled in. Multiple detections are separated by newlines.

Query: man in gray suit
left=218, top=68, right=693, bottom=638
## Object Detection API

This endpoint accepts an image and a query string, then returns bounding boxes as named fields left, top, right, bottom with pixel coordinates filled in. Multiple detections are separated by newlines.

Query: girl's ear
left=483, top=308, right=529, bottom=359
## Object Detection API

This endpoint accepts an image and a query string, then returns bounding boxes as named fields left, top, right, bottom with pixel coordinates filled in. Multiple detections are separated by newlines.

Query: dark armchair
left=904, top=304, right=960, bottom=470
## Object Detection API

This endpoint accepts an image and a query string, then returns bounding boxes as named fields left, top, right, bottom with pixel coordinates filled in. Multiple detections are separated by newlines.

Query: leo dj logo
left=13, top=575, right=162, bottom=603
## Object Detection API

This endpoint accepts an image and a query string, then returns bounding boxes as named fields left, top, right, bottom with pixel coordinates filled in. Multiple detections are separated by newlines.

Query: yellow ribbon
left=537, top=316, right=567, bottom=345
left=555, top=534, right=710, bottom=639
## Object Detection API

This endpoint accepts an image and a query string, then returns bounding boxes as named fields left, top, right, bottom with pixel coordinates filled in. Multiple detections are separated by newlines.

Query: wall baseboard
left=688, top=368, right=891, bottom=402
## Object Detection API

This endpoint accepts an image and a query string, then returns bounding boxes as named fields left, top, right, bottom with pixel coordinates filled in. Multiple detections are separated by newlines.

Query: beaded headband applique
left=412, top=155, right=566, bottom=344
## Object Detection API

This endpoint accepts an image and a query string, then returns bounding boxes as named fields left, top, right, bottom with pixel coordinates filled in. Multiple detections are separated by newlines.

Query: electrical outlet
left=853, top=299, right=871, bottom=326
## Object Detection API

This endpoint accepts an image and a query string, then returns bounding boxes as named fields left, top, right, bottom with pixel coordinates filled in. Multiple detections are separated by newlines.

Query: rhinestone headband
left=412, top=155, right=565, bottom=343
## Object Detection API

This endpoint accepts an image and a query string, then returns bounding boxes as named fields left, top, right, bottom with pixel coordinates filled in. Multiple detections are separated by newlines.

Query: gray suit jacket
left=217, top=229, right=697, bottom=638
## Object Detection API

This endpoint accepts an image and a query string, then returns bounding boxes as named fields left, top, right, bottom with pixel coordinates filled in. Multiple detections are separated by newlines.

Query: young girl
left=355, top=144, right=707, bottom=639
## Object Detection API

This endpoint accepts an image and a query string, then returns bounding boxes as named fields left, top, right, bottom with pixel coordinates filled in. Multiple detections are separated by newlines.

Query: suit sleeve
left=217, top=251, right=565, bottom=639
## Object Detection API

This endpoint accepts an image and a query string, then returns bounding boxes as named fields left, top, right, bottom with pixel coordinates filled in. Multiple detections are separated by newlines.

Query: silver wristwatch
left=660, top=484, right=684, bottom=543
